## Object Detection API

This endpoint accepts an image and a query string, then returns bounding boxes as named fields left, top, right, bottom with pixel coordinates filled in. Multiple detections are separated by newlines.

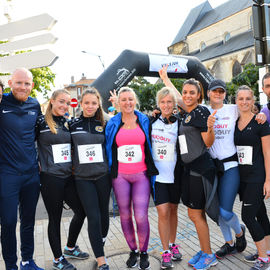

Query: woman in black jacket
left=69, top=88, right=111, bottom=270
left=36, top=89, right=88, bottom=270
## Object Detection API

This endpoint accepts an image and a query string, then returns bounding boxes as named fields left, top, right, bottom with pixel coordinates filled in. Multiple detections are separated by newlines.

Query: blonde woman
left=105, top=87, right=158, bottom=270
left=36, top=89, right=88, bottom=270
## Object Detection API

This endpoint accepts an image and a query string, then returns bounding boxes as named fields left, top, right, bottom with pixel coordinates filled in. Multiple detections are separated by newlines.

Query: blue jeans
left=0, top=170, right=40, bottom=270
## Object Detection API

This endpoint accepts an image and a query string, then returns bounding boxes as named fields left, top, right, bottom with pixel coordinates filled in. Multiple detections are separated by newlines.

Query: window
left=232, top=61, right=242, bottom=77
left=77, top=87, right=81, bottom=97
left=224, top=32, right=231, bottom=43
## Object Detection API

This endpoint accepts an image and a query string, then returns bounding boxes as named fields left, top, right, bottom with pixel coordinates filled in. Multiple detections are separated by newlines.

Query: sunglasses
left=211, top=89, right=225, bottom=94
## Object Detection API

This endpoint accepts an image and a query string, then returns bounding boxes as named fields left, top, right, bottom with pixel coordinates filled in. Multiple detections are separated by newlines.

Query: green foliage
left=128, top=76, right=184, bottom=112
left=228, top=63, right=260, bottom=99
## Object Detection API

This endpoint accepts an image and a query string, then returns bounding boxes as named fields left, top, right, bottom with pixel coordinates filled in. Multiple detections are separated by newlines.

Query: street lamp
left=81, top=50, right=105, bottom=70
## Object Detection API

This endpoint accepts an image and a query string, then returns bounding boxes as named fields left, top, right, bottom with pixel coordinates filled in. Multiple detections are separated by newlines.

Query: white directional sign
left=0, top=13, right=57, bottom=40
left=0, top=49, right=58, bottom=73
left=0, top=13, right=58, bottom=73
left=0, top=33, right=57, bottom=53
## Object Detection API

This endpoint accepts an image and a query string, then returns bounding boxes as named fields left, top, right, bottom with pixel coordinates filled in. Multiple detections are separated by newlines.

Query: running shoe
left=126, top=250, right=139, bottom=268
left=98, top=264, right=110, bottom=270
left=169, top=244, right=182, bottom=261
left=52, top=258, right=76, bottom=270
left=244, top=253, right=259, bottom=263
left=188, top=250, right=203, bottom=266
left=236, top=224, right=247, bottom=252
left=161, top=251, right=173, bottom=269
left=20, top=260, right=44, bottom=270
left=250, top=259, right=270, bottom=270
left=63, top=245, right=89, bottom=260
left=193, top=253, right=218, bottom=270
left=215, top=243, right=236, bottom=259
left=138, top=252, right=150, bottom=270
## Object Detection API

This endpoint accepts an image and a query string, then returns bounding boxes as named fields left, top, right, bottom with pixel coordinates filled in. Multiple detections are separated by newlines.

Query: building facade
left=168, top=0, right=254, bottom=82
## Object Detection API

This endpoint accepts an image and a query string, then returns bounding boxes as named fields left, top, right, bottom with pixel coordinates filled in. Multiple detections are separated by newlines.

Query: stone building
left=168, top=0, right=254, bottom=83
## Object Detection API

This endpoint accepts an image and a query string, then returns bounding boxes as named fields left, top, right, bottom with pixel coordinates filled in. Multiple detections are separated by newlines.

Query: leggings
left=75, top=174, right=111, bottom=258
left=218, top=166, right=242, bottom=242
left=113, top=171, right=150, bottom=252
left=241, top=182, right=270, bottom=242
left=40, top=173, right=86, bottom=259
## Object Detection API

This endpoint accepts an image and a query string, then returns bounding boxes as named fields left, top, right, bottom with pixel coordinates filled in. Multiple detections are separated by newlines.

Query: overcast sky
left=9, top=0, right=227, bottom=90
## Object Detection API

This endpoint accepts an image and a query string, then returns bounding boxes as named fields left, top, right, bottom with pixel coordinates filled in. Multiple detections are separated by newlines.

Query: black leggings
left=76, top=174, right=111, bottom=258
left=241, top=182, right=270, bottom=242
left=40, top=173, right=86, bottom=259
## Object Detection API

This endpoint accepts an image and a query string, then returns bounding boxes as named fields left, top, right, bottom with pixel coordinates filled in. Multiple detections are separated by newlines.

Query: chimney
left=71, top=76, right=74, bottom=83
left=81, top=73, right=86, bottom=80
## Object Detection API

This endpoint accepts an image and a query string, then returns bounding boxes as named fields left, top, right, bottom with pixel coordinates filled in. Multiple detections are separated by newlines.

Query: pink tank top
left=116, top=125, right=147, bottom=174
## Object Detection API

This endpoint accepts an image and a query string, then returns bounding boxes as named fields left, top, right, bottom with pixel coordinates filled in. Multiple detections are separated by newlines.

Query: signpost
left=70, top=98, right=78, bottom=118
left=0, top=13, right=58, bottom=75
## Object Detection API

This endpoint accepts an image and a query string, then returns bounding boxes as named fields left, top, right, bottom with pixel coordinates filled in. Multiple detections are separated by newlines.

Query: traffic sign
left=0, top=33, right=57, bottom=53
left=70, top=98, right=78, bottom=108
left=0, top=49, right=58, bottom=73
left=0, top=13, right=57, bottom=40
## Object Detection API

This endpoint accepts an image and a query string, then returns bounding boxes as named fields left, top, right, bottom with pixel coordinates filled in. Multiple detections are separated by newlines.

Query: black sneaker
left=98, top=264, right=109, bottom=270
left=63, top=245, right=89, bottom=260
left=126, top=250, right=139, bottom=268
left=236, top=224, right=247, bottom=252
left=53, top=258, right=76, bottom=270
left=245, top=253, right=259, bottom=263
left=215, top=243, right=237, bottom=259
left=138, top=252, right=150, bottom=270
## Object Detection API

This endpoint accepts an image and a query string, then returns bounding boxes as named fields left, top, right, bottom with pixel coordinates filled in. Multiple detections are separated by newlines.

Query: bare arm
left=201, top=110, right=216, bottom=148
left=159, top=65, right=187, bottom=111
left=262, top=135, right=270, bottom=199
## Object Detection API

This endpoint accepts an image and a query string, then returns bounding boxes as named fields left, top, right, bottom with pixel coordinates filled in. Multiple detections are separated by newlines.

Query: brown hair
left=81, top=87, right=105, bottom=127
left=183, top=78, right=204, bottom=104
left=235, top=85, right=254, bottom=99
left=45, top=89, right=70, bottom=134
left=262, top=72, right=270, bottom=87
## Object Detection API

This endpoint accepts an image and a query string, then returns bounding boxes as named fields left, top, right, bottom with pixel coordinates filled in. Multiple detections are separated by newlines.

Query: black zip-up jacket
left=36, top=115, right=72, bottom=177
left=69, top=114, right=108, bottom=180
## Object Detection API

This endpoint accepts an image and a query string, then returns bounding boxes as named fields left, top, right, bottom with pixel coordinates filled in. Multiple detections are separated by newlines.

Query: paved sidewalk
left=0, top=197, right=263, bottom=270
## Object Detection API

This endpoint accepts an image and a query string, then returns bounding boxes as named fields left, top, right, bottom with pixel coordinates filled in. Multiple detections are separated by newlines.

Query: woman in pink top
left=105, top=87, right=158, bottom=270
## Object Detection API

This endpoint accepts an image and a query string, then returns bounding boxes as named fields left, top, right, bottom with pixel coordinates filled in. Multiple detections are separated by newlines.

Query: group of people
left=0, top=66, right=270, bottom=270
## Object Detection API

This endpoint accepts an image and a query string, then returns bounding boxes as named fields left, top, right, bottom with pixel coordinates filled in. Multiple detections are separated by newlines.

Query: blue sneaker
left=20, top=260, right=44, bottom=270
left=188, top=250, right=203, bottom=266
left=193, top=253, right=218, bottom=270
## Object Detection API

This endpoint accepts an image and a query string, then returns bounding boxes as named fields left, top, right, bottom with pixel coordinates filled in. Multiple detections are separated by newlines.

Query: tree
left=128, top=77, right=184, bottom=112
left=227, top=63, right=260, bottom=100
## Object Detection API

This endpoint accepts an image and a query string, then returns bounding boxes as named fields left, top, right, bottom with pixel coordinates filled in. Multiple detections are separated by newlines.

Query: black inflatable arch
left=90, top=50, right=214, bottom=110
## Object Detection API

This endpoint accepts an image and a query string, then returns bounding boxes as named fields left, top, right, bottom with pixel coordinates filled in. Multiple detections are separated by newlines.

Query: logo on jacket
left=184, top=115, right=191, bottom=123
left=2, top=110, right=13, bottom=113
left=95, top=126, right=103, bottom=132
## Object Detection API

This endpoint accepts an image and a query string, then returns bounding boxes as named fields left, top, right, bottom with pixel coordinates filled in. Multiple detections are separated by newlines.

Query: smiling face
left=159, top=94, right=175, bottom=118
left=182, top=83, right=200, bottom=109
left=262, top=77, right=270, bottom=99
left=208, top=88, right=226, bottom=106
left=236, top=90, right=254, bottom=113
left=8, top=69, right=34, bottom=102
left=51, top=93, right=71, bottom=116
left=81, top=93, right=100, bottom=117
left=118, top=90, right=136, bottom=115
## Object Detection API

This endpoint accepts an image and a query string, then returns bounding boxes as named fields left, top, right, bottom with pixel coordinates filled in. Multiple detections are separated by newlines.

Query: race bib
left=178, top=135, right=188, bottom=155
left=78, top=144, right=104, bottom=164
left=52, top=144, right=71, bottom=163
left=236, top=146, right=253, bottom=165
left=118, top=145, right=142, bottom=163
left=152, top=143, right=175, bottom=161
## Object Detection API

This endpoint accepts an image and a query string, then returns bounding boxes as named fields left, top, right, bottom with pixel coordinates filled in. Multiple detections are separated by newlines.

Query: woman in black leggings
left=234, top=86, right=270, bottom=270
left=36, top=89, right=88, bottom=270
left=69, top=88, right=111, bottom=270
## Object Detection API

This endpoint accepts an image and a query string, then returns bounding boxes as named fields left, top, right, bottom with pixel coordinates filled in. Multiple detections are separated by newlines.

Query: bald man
left=0, top=68, right=43, bottom=270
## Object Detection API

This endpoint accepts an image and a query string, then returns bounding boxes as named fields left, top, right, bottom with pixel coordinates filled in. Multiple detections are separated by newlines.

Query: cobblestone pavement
left=0, top=196, right=263, bottom=270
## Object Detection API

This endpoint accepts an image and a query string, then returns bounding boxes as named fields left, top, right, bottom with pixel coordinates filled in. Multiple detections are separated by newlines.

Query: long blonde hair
left=45, top=89, right=70, bottom=134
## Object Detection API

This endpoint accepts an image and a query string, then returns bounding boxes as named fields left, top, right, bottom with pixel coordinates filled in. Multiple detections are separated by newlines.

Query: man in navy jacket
left=0, top=68, right=43, bottom=270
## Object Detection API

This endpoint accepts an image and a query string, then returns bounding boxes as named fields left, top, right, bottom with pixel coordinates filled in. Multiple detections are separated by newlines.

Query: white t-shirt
left=151, top=118, right=178, bottom=183
left=208, top=104, right=238, bottom=171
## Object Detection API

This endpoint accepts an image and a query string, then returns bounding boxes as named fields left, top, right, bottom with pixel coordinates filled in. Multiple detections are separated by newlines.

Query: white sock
left=21, top=261, right=29, bottom=266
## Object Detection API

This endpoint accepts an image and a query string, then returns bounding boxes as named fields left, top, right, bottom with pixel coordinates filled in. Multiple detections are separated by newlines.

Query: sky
left=8, top=0, right=228, bottom=92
